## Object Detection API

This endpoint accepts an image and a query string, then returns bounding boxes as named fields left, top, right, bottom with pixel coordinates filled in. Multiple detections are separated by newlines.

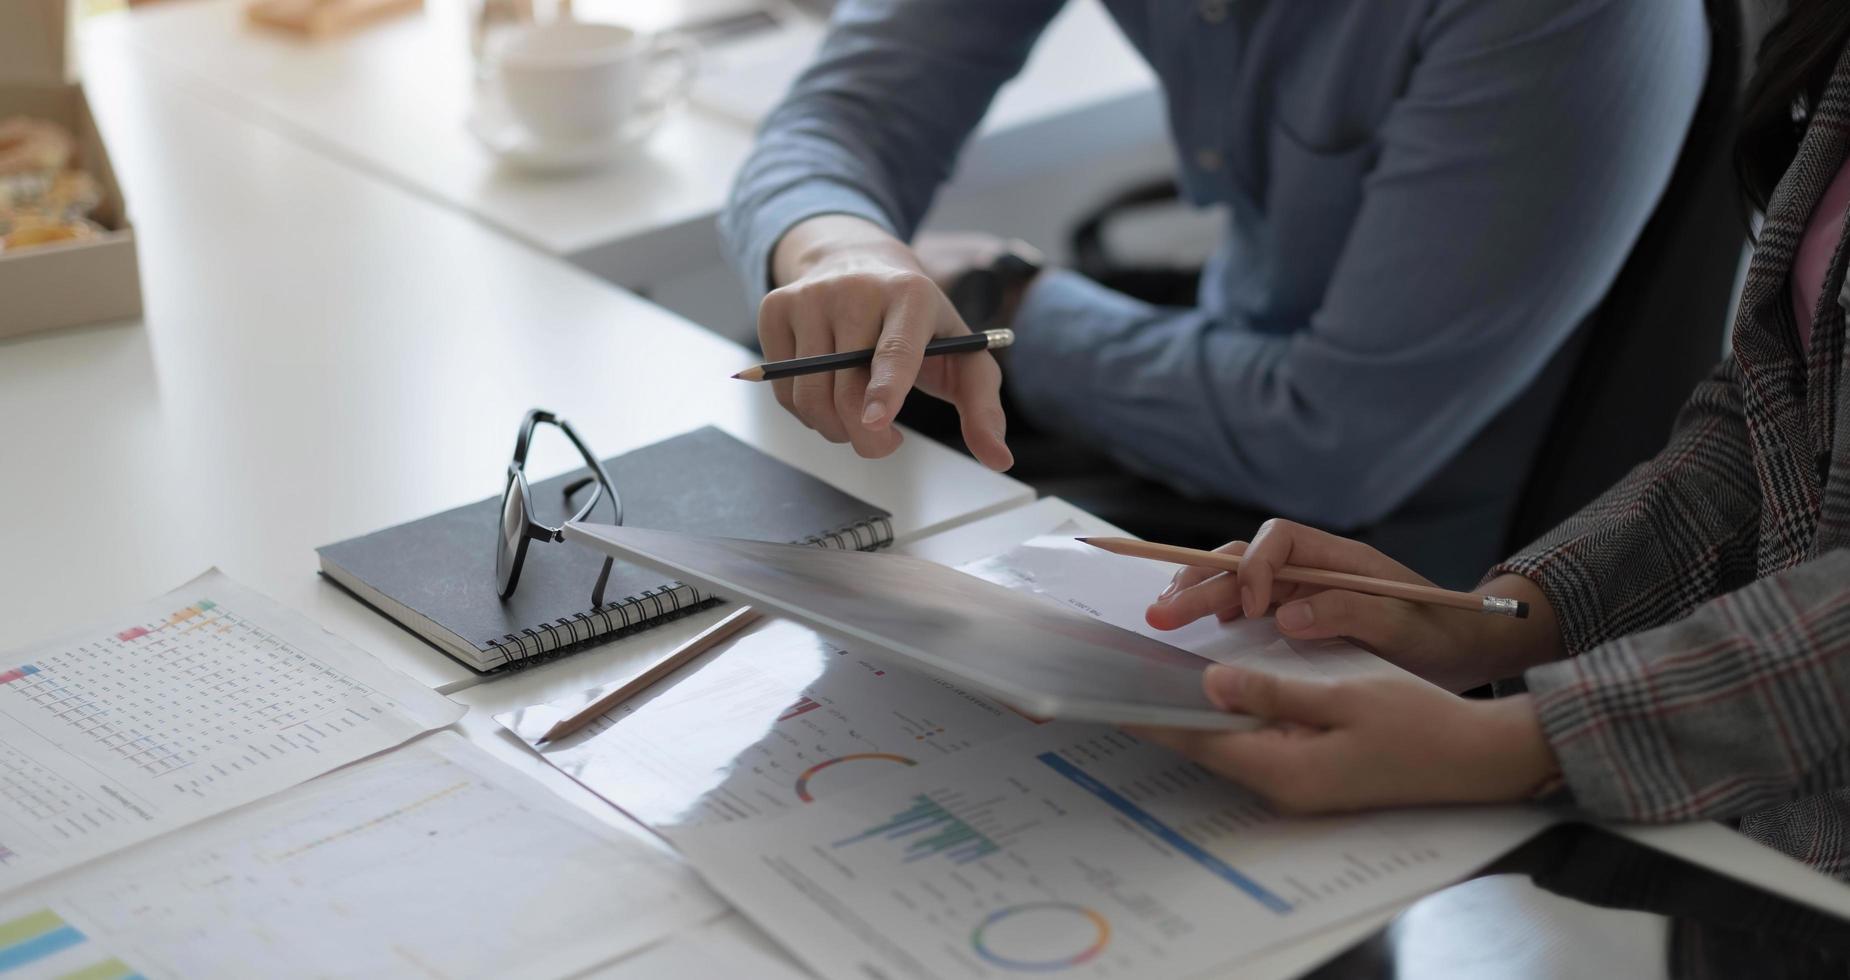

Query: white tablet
left=564, top=523, right=1256, bottom=731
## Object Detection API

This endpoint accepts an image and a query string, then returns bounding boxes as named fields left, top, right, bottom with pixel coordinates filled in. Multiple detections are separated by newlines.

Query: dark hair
left=1736, top=1, right=1850, bottom=213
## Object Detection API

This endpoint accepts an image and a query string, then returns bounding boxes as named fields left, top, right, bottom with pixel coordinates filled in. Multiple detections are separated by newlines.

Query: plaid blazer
left=1497, top=41, right=1850, bottom=875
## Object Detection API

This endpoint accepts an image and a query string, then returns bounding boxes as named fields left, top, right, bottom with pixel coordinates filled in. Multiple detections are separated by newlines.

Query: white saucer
left=466, top=95, right=661, bottom=174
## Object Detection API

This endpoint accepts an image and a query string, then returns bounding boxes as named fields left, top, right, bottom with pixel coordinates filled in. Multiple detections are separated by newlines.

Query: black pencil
left=731, top=329, right=1014, bottom=382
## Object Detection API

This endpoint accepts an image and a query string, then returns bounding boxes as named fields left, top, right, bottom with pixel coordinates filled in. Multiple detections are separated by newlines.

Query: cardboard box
left=0, top=3, right=144, bottom=339
left=0, top=0, right=74, bottom=86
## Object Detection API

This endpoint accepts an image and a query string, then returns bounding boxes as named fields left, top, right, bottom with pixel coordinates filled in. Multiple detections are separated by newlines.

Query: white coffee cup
left=495, top=22, right=697, bottom=144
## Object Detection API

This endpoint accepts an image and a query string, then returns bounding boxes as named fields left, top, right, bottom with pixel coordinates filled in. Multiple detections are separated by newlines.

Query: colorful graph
left=115, top=599, right=218, bottom=642
left=1037, top=752, right=1292, bottom=914
left=777, top=696, right=822, bottom=722
left=832, top=793, right=999, bottom=864
left=793, top=753, right=916, bottom=803
left=0, top=667, right=37, bottom=687
left=0, top=909, right=142, bottom=978
left=970, top=902, right=1110, bottom=972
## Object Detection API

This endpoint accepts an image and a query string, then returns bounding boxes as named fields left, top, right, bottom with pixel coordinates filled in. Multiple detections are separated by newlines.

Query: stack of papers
left=1, top=734, right=722, bottom=979
left=0, top=571, right=720, bottom=979
left=0, top=570, right=462, bottom=894
left=500, top=534, right=1556, bottom=978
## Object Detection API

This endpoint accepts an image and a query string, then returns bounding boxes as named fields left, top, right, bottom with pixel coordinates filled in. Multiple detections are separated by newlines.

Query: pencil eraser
left=1514, top=601, right=1531, bottom=619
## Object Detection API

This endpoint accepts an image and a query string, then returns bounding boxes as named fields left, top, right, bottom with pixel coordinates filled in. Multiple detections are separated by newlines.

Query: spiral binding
left=482, top=514, right=896, bottom=672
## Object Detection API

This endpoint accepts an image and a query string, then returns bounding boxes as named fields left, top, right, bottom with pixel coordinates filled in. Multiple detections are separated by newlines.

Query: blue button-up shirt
left=722, top=0, right=1707, bottom=581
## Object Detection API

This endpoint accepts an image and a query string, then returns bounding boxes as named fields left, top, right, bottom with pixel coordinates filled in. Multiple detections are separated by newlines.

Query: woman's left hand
left=1128, top=665, right=1560, bottom=814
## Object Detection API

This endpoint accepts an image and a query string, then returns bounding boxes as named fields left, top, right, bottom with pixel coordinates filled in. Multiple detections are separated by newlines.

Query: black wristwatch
left=947, top=240, right=1045, bottom=329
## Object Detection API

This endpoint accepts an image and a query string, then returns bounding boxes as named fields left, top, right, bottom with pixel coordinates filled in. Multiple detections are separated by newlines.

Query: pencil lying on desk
left=1079, top=537, right=1529, bottom=618
left=538, top=605, right=764, bottom=744
left=732, top=329, right=1014, bottom=382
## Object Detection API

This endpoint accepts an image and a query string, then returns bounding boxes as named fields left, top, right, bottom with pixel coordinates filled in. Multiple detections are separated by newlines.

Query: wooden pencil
left=538, top=605, right=764, bottom=743
left=732, top=329, right=1014, bottom=382
left=1078, top=537, right=1529, bottom=618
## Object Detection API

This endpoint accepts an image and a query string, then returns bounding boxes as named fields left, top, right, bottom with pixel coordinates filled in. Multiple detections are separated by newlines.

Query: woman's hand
left=1128, top=665, right=1560, bottom=813
left=1146, top=520, right=1560, bottom=692
left=760, top=215, right=1013, bottom=471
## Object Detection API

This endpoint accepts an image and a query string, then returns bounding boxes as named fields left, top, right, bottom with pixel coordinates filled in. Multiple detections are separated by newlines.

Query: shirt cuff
left=1485, top=555, right=1607, bottom=658
left=721, top=184, right=896, bottom=309
left=1004, top=268, right=1150, bottom=436
left=1522, top=649, right=1635, bottom=820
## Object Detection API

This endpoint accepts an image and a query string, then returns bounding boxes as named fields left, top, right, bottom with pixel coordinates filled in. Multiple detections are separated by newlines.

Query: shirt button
left=1195, top=147, right=1223, bottom=171
left=1199, top=0, right=1230, bottom=23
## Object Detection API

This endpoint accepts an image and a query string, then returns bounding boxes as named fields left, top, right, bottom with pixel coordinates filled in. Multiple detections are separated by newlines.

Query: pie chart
left=970, top=902, right=1111, bottom=971
left=792, top=753, right=917, bottom=803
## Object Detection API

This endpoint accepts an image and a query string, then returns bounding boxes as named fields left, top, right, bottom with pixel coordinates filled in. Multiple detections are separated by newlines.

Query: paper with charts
left=0, top=733, right=722, bottom=980
left=674, top=724, right=1555, bottom=979
left=0, top=569, right=462, bottom=894
left=495, top=533, right=1393, bottom=836
left=498, top=616, right=1044, bottom=833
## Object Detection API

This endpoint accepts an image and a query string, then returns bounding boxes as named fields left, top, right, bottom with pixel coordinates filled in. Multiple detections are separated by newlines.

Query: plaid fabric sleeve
left=1490, top=358, right=1762, bottom=655
left=1523, top=549, right=1850, bottom=822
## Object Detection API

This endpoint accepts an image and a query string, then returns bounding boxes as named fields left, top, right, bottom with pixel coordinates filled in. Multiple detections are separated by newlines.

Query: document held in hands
left=563, top=523, right=1251, bottom=730
left=498, top=531, right=1402, bottom=838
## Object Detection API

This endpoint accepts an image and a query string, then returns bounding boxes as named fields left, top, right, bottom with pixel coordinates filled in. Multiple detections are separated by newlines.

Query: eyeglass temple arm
left=510, top=408, right=553, bottom=467
left=592, top=557, right=614, bottom=609
left=547, top=413, right=621, bottom=610
left=555, top=420, right=621, bottom=527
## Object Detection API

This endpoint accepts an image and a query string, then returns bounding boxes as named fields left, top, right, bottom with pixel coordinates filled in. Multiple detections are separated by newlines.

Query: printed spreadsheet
left=0, top=570, right=460, bottom=895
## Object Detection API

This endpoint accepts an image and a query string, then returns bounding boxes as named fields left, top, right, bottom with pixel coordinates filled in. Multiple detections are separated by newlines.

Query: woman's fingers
left=1170, top=540, right=1248, bottom=594
left=1235, top=519, right=1292, bottom=617
left=1146, top=542, right=1247, bottom=629
left=1165, top=728, right=1337, bottom=814
left=1128, top=717, right=1334, bottom=814
left=1148, top=571, right=1238, bottom=629
left=1134, top=667, right=1553, bottom=815
left=1147, top=568, right=1310, bottom=632
left=1240, top=520, right=1427, bottom=615
left=1202, top=665, right=1351, bottom=726
left=1273, top=589, right=1418, bottom=648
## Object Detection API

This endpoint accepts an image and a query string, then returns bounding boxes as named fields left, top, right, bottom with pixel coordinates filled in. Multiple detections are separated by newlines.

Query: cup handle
left=633, top=33, right=699, bottom=132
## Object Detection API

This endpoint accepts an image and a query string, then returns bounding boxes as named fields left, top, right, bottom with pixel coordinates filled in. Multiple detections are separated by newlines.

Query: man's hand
left=914, top=231, right=1043, bottom=331
left=1129, top=665, right=1561, bottom=814
left=761, top=215, right=1012, bottom=471
left=910, top=231, right=1017, bottom=290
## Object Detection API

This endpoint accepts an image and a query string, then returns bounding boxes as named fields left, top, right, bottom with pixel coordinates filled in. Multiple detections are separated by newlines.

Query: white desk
left=0, top=42, right=1030, bottom=696
left=82, top=0, right=1161, bottom=292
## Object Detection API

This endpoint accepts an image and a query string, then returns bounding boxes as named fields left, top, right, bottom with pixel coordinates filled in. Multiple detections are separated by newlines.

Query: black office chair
left=1033, top=0, right=1748, bottom=563
left=1500, top=0, right=1748, bottom=553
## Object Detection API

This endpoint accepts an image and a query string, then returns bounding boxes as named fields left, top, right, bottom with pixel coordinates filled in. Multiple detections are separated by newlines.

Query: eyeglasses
left=495, top=408, right=623, bottom=607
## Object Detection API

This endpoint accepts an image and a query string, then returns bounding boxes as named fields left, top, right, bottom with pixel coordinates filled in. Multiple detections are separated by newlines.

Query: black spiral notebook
left=317, top=426, right=893, bottom=673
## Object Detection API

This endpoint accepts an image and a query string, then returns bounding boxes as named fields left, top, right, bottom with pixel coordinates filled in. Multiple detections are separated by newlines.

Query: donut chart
left=970, top=902, right=1111, bottom=971
left=792, top=753, right=917, bottom=803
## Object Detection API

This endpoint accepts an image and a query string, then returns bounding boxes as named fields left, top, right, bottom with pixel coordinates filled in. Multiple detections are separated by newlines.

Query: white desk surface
left=0, top=42, right=1030, bottom=696
left=84, top=0, right=1160, bottom=290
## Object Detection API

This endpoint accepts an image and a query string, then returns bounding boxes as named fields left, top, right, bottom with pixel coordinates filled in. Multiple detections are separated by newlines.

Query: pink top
left=1793, top=157, right=1850, bottom=353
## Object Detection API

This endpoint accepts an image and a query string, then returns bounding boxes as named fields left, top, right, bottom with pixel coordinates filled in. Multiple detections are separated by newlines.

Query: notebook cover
left=317, top=426, right=891, bottom=671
